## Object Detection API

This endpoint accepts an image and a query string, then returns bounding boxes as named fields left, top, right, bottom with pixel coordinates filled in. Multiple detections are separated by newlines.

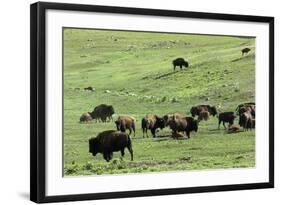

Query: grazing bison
left=84, top=86, right=95, bottom=92
left=168, top=116, right=198, bottom=138
left=218, top=112, right=235, bottom=129
left=198, top=110, right=210, bottom=122
left=89, top=130, right=133, bottom=162
left=163, top=112, right=187, bottom=127
left=80, top=112, right=93, bottom=122
left=172, top=58, right=189, bottom=71
left=141, top=114, right=165, bottom=138
left=239, top=111, right=254, bottom=131
left=242, top=48, right=251, bottom=56
left=91, top=104, right=115, bottom=122
left=115, top=116, right=136, bottom=136
left=190, top=105, right=217, bottom=117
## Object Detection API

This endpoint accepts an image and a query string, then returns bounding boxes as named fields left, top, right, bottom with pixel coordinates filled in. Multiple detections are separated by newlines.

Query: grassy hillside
left=63, top=28, right=255, bottom=176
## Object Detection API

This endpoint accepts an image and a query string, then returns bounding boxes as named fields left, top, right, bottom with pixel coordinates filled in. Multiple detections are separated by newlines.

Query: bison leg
left=120, top=149, right=125, bottom=157
left=128, top=127, right=132, bottom=135
left=218, top=120, right=221, bottom=129
left=186, top=131, right=190, bottom=138
left=127, top=146, right=133, bottom=161
left=103, top=152, right=110, bottom=162
left=151, top=128, right=156, bottom=138
left=132, top=123, right=136, bottom=137
left=223, top=122, right=226, bottom=129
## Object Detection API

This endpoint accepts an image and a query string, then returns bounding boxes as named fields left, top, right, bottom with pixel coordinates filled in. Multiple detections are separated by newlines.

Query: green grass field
left=63, top=28, right=255, bottom=176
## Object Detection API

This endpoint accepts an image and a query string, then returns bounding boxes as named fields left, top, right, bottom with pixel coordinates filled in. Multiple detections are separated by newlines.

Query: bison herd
left=85, top=102, right=255, bottom=162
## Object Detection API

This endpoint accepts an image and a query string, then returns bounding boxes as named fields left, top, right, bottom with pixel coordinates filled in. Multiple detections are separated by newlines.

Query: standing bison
left=190, top=105, right=217, bottom=117
left=241, top=48, right=251, bottom=56
left=172, top=58, right=189, bottom=71
left=163, top=112, right=187, bottom=127
left=168, top=116, right=198, bottom=138
left=198, top=110, right=210, bottom=122
left=89, top=130, right=133, bottom=162
left=236, top=102, right=255, bottom=117
left=218, top=112, right=236, bottom=129
left=91, top=104, right=115, bottom=122
left=141, top=114, right=165, bottom=138
left=239, top=111, right=254, bottom=131
left=115, top=116, right=136, bottom=136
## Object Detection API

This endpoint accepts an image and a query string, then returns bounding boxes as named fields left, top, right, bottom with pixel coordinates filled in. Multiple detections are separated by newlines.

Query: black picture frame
left=30, top=1, right=274, bottom=203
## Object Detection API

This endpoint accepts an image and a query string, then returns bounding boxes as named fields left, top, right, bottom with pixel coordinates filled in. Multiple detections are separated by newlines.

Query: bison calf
left=89, top=130, right=133, bottom=162
left=115, top=116, right=136, bottom=136
left=218, top=112, right=235, bottom=129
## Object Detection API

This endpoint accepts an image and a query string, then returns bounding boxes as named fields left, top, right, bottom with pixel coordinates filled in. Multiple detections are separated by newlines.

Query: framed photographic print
left=30, top=1, right=274, bottom=203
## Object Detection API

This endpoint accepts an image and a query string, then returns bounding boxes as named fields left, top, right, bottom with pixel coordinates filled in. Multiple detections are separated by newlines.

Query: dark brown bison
left=80, top=112, right=93, bottom=122
left=84, top=86, right=95, bottom=92
left=163, top=112, right=187, bottom=127
left=198, top=110, right=210, bottom=122
left=91, top=104, right=115, bottom=122
left=242, top=48, right=251, bottom=56
left=141, top=114, right=165, bottom=138
left=239, top=111, right=254, bottom=131
left=218, top=112, right=236, bottom=129
left=172, top=58, right=189, bottom=71
left=236, top=103, right=255, bottom=117
left=190, top=105, right=217, bottom=117
left=89, top=130, right=133, bottom=162
left=168, top=116, right=198, bottom=138
left=115, top=116, right=136, bottom=136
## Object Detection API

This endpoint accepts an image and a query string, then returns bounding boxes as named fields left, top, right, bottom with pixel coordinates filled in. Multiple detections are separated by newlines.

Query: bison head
left=190, top=107, right=198, bottom=117
left=210, top=106, right=217, bottom=116
left=186, top=117, right=199, bottom=132
left=155, top=116, right=165, bottom=129
left=89, top=137, right=100, bottom=156
left=183, top=61, right=189, bottom=68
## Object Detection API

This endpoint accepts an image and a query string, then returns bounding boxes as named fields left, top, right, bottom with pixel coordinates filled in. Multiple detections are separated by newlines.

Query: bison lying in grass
left=89, top=130, right=133, bottom=162
left=80, top=112, right=93, bottom=122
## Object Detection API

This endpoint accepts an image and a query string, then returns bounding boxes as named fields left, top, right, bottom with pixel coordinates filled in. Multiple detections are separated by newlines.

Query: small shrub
left=161, top=96, right=167, bottom=102
left=65, top=164, right=79, bottom=175
left=84, top=161, right=93, bottom=170
left=171, top=97, right=179, bottom=103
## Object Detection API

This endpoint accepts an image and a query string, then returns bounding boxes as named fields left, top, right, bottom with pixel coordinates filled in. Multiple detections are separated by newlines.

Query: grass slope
left=63, top=28, right=255, bottom=176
